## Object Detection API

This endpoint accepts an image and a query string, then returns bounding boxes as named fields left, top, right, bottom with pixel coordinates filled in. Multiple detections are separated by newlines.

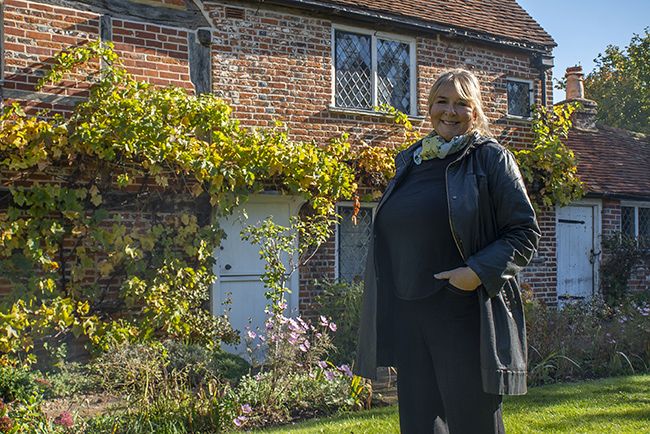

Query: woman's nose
left=445, top=103, right=457, bottom=114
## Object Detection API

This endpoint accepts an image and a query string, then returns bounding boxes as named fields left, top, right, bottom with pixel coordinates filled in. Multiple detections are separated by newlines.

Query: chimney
left=559, top=65, right=598, bottom=131
left=565, top=66, right=585, bottom=99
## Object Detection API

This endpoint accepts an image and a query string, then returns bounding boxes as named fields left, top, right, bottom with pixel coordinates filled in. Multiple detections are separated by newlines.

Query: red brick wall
left=2, top=0, right=195, bottom=115
left=2, top=0, right=101, bottom=114
left=205, top=2, right=545, bottom=149
left=111, top=19, right=193, bottom=90
left=519, top=207, right=557, bottom=305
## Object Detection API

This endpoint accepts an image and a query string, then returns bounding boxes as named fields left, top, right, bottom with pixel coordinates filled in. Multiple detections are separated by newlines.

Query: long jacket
left=354, top=135, right=541, bottom=395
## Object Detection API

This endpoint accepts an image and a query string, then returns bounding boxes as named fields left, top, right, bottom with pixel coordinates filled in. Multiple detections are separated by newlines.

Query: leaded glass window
left=639, top=207, right=650, bottom=240
left=377, top=39, right=411, bottom=113
left=337, top=205, right=373, bottom=283
left=507, top=79, right=532, bottom=117
left=621, top=206, right=635, bottom=237
left=335, top=30, right=372, bottom=110
left=333, top=28, right=414, bottom=114
left=620, top=204, right=650, bottom=244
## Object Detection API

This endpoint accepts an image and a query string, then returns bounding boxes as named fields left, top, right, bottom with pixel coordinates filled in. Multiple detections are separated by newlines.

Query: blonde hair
left=427, top=69, right=492, bottom=137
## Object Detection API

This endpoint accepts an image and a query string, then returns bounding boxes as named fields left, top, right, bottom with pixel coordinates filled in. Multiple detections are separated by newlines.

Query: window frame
left=330, top=24, right=417, bottom=116
left=505, top=77, right=535, bottom=119
left=620, top=201, right=650, bottom=240
left=334, top=201, right=377, bottom=282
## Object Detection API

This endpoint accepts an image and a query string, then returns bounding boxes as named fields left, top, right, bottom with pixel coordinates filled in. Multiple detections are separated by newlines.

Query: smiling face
left=429, top=83, right=477, bottom=141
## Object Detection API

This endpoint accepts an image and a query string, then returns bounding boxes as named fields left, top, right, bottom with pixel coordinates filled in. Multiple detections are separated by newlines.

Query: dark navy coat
left=354, top=135, right=541, bottom=395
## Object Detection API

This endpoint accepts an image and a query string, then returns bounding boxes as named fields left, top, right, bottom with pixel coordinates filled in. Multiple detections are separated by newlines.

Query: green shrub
left=525, top=292, right=650, bottom=385
left=43, top=362, right=101, bottom=399
left=314, top=280, right=363, bottom=365
left=210, top=351, right=250, bottom=384
left=0, top=365, right=44, bottom=403
left=600, top=234, right=650, bottom=304
left=164, top=340, right=249, bottom=386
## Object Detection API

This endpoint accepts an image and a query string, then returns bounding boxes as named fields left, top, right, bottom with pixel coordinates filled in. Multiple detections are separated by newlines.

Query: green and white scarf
left=413, top=131, right=478, bottom=165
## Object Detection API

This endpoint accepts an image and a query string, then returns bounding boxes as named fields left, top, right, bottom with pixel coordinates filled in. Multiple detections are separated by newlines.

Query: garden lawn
left=254, top=375, right=650, bottom=433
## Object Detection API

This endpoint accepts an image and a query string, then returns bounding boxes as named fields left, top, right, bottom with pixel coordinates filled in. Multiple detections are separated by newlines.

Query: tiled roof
left=568, top=126, right=650, bottom=199
left=308, top=0, right=555, bottom=48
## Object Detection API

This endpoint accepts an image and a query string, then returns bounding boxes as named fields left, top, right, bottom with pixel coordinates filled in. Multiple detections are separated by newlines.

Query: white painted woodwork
left=556, top=205, right=595, bottom=306
left=212, top=194, right=304, bottom=358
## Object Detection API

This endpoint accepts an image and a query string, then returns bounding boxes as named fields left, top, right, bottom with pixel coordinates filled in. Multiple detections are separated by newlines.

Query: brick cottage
left=2, top=0, right=644, bottom=354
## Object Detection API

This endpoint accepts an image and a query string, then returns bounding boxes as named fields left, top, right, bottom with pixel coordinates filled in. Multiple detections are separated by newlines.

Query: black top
left=375, top=152, right=465, bottom=300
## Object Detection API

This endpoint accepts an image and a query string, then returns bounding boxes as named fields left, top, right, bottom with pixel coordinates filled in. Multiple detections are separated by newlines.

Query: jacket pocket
left=445, top=283, right=476, bottom=297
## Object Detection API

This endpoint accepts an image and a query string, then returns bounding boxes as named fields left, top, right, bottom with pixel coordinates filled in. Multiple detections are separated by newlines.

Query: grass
left=253, top=375, right=650, bottom=433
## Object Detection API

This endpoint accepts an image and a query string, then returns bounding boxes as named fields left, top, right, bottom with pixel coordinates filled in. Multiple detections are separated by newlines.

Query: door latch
left=589, top=249, right=601, bottom=264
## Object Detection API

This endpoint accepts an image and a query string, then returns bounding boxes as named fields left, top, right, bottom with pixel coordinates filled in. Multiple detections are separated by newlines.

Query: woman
left=354, top=69, right=540, bottom=433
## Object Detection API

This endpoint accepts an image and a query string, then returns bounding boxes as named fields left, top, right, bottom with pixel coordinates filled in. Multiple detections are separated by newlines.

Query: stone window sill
left=328, top=105, right=427, bottom=123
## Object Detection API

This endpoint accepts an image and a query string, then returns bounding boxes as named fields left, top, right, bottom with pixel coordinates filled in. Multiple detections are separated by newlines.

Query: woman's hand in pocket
left=434, top=266, right=481, bottom=291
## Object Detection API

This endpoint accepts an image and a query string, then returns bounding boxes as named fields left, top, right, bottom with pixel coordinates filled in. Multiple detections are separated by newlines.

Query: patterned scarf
left=413, top=131, right=478, bottom=165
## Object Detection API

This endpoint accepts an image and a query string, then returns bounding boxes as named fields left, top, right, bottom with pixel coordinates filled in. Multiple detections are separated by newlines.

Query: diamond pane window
left=338, top=206, right=373, bottom=283
left=507, top=80, right=532, bottom=117
left=335, top=30, right=372, bottom=109
left=639, top=207, right=650, bottom=240
left=333, top=28, right=415, bottom=114
left=620, top=204, right=650, bottom=245
left=377, top=39, right=411, bottom=113
left=621, top=206, right=635, bottom=237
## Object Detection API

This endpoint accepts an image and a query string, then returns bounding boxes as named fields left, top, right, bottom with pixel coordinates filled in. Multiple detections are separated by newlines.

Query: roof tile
left=315, top=0, right=555, bottom=48
left=568, top=126, right=650, bottom=199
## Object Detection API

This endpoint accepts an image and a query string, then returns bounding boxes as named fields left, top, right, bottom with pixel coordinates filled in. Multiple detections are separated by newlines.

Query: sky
left=515, top=0, right=649, bottom=102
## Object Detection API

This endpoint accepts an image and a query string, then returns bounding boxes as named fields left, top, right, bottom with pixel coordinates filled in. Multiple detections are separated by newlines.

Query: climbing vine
left=513, top=103, right=584, bottom=212
left=0, top=41, right=356, bottom=364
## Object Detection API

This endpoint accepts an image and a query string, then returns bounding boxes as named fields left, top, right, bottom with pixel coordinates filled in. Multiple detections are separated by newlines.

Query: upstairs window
left=506, top=78, right=534, bottom=118
left=333, top=27, right=416, bottom=115
left=621, top=204, right=650, bottom=242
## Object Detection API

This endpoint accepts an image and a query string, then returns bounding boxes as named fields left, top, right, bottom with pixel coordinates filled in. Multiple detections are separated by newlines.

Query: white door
left=556, top=205, right=596, bottom=306
left=212, top=194, right=304, bottom=357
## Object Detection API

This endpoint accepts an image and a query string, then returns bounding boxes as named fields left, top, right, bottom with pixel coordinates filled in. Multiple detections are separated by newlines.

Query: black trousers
left=393, top=286, right=505, bottom=434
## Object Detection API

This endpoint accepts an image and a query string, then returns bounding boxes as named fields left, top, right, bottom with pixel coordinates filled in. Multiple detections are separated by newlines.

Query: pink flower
left=319, top=315, right=329, bottom=327
left=299, top=340, right=311, bottom=352
left=317, top=360, right=328, bottom=369
left=233, top=415, right=248, bottom=427
left=288, top=318, right=301, bottom=332
left=338, top=364, right=353, bottom=377
left=297, top=317, right=309, bottom=329
left=54, top=411, right=74, bottom=428
left=247, top=330, right=257, bottom=339
left=329, top=322, right=337, bottom=332
left=241, top=403, right=252, bottom=414
left=324, top=370, right=337, bottom=381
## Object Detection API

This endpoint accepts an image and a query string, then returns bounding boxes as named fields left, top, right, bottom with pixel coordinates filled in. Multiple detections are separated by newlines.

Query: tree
left=584, top=28, right=650, bottom=134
